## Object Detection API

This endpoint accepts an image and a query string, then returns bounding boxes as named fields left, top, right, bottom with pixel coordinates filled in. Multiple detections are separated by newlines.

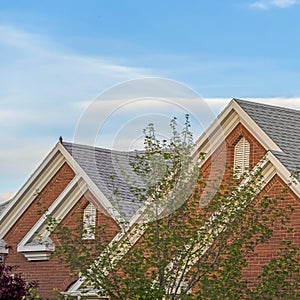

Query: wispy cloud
left=250, top=0, right=299, bottom=9
left=0, top=24, right=151, bottom=201
left=1, top=24, right=300, bottom=204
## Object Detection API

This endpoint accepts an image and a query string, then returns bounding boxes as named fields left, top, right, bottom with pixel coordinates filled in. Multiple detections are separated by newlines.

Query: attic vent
left=234, top=137, right=250, bottom=177
left=82, top=203, right=96, bottom=240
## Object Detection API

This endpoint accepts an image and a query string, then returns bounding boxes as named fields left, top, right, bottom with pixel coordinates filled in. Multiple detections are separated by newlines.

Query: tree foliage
left=0, top=263, right=41, bottom=300
left=49, top=115, right=300, bottom=299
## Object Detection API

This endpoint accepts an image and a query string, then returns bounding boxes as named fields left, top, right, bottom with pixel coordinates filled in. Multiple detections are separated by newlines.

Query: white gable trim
left=194, top=99, right=282, bottom=160
left=0, top=144, right=65, bottom=239
left=232, top=100, right=282, bottom=152
left=128, top=99, right=283, bottom=231
left=193, top=99, right=300, bottom=198
left=0, top=142, right=123, bottom=240
left=68, top=155, right=278, bottom=295
left=15, top=146, right=128, bottom=261
left=57, top=143, right=123, bottom=223
left=266, top=151, right=300, bottom=197
left=17, top=176, right=88, bottom=261
left=67, top=98, right=300, bottom=294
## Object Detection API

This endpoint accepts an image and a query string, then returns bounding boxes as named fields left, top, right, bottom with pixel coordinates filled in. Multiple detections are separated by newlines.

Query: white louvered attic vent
left=234, top=137, right=250, bottom=177
left=82, top=202, right=96, bottom=240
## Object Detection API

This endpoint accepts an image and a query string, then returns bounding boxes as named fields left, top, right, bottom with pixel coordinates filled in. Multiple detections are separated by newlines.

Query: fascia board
left=232, top=101, right=282, bottom=152
left=66, top=278, right=86, bottom=293
left=18, top=143, right=128, bottom=259
left=193, top=100, right=237, bottom=158
left=127, top=104, right=240, bottom=231
left=69, top=156, right=278, bottom=295
left=0, top=141, right=122, bottom=241
left=266, top=151, right=300, bottom=198
left=193, top=99, right=282, bottom=160
left=0, top=143, right=65, bottom=238
left=57, top=143, right=123, bottom=223
left=165, top=157, right=277, bottom=283
left=118, top=99, right=287, bottom=253
left=127, top=106, right=240, bottom=229
left=17, top=175, right=86, bottom=252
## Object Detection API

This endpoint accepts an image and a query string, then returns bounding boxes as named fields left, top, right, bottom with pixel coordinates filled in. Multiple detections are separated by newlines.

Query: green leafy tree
left=49, top=116, right=300, bottom=299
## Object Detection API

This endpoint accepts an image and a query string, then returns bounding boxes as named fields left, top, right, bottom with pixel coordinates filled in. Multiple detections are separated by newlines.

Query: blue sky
left=1, top=0, right=300, bottom=201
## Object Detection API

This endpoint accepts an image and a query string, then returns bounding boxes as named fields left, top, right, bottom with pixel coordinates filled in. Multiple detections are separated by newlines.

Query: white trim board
left=0, top=142, right=124, bottom=240
left=0, top=144, right=65, bottom=238
left=17, top=176, right=85, bottom=251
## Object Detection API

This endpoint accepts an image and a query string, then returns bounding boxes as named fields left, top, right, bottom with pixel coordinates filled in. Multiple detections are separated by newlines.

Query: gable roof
left=62, top=142, right=143, bottom=221
left=58, top=99, right=300, bottom=295
left=234, top=99, right=300, bottom=174
left=57, top=99, right=300, bottom=222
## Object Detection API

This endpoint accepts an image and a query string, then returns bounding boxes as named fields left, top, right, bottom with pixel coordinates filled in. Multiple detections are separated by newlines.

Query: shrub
left=0, top=263, right=41, bottom=300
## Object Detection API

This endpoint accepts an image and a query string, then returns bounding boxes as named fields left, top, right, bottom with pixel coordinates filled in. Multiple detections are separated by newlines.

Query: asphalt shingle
left=235, top=99, right=300, bottom=174
left=63, top=142, right=143, bottom=221
left=62, top=100, right=300, bottom=220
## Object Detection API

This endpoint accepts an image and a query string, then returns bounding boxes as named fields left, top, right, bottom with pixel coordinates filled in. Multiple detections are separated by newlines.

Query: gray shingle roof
left=62, top=100, right=300, bottom=220
left=235, top=99, right=300, bottom=174
left=63, top=142, right=143, bottom=221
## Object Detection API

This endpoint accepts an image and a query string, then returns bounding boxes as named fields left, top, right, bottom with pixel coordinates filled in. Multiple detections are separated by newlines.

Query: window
left=82, top=203, right=96, bottom=240
left=234, top=137, right=250, bottom=177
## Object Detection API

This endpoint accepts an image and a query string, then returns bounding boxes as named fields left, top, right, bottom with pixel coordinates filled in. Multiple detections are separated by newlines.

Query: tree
left=0, top=263, right=41, bottom=300
left=49, top=115, right=300, bottom=299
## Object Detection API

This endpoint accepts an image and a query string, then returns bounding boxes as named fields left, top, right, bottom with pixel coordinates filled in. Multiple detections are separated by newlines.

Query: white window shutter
left=82, top=203, right=96, bottom=240
left=234, top=137, right=250, bottom=176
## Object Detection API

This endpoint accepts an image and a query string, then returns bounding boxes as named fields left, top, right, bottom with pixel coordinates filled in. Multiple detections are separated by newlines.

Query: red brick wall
left=197, top=123, right=266, bottom=207
left=4, top=163, right=75, bottom=298
left=225, top=123, right=266, bottom=170
left=192, top=123, right=300, bottom=292
left=3, top=163, right=120, bottom=299
left=223, top=124, right=300, bottom=284
left=4, top=121, right=299, bottom=298
left=120, top=122, right=270, bottom=292
left=243, top=174, right=300, bottom=284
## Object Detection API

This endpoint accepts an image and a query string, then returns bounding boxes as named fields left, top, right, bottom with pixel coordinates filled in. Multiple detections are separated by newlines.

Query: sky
left=1, top=0, right=300, bottom=202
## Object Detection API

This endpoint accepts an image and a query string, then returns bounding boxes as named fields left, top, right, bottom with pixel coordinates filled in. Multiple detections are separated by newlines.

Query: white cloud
left=74, top=96, right=300, bottom=151
left=2, top=96, right=300, bottom=203
left=1, top=24, right=300, bottom=205
left=0, top=24, right=152, bottom=202
left=242, top=97, right=300, bottom=109
left=272, top=0, right=298, bottom=7
left=0, top=25, right=149, bottom=100
left=250, top=1, right=269, bottom=9
left=250, top=0, right=299, bottom=9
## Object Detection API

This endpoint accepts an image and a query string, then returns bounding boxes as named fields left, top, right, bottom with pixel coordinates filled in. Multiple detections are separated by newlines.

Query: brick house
left=0, top=99, right=300, bottom=299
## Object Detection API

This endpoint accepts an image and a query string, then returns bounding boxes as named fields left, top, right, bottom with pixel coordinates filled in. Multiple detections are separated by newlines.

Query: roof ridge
left=234, top=98, right=300, bottom=114
left=62, top=141, right=139, bottom=155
